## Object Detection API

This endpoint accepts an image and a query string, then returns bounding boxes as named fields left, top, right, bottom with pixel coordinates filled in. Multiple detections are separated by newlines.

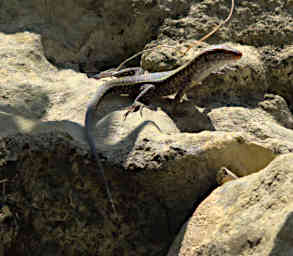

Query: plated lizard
left=85, top=44, right=242, bottom=213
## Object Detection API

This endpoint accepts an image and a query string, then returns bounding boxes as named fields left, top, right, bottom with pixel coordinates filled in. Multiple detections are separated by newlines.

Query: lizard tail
left=85, top=84, right=117, bottom=214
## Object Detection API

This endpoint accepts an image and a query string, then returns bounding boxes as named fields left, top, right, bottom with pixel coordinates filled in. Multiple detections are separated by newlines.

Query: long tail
left=85, top=84, right=116, bottom=213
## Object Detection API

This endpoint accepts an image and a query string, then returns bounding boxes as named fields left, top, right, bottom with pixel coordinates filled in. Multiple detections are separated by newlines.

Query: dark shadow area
left=0, top=119, right=175, bottom=256
left=269, top=211, right=293, bottom=256
left=90, top=91, right=216, bottom=135
left=158, top=97, right=216, bottom=133
left=165, top=179, right=219, bottom=255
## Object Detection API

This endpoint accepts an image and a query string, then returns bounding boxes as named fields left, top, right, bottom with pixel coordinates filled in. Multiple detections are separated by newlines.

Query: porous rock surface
left=0, top=0, right=292, bottom=255
left=167, top=153, right=293, bottom=256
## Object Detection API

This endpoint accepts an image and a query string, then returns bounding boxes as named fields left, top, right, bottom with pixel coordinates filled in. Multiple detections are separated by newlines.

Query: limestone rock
left=0, top=0, right=190, bottom=72
left=167, top=153, right=293, bottom=256
left=0, top=0, right=292, bottom=255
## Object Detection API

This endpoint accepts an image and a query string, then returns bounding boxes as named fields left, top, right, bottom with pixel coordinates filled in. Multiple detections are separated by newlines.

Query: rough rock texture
left=167, top=153, right=293, bottom=256
left=141, top=0, right=293, bottom=110
left=0, top=0, right=292, bottom=255
left=0, top=0, right=190, bottom=72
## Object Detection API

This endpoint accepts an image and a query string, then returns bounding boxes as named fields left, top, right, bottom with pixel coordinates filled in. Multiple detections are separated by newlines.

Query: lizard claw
left=123, top=102, right=145, bottom=121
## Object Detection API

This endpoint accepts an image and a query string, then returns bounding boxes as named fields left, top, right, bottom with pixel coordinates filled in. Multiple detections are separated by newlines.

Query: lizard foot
left=123, top=102, right=145, bottom=121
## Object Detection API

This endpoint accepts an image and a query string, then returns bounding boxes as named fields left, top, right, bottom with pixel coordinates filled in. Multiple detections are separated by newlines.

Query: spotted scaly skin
left=85, top=44, right=242, bottom=213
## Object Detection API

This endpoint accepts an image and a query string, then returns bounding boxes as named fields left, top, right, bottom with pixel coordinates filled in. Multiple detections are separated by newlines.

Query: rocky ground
left=0, top=0, right=292, bottom=255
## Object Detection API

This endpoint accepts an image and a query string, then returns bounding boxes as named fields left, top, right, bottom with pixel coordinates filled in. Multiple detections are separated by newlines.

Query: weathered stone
left=0, top=0, right=292, bottom=255
left=0, top=0, right=190, bottom=72
left=263, top=45, right=293, bottom=111
left=167, top=153, right=293, bottom=256
left=0, top=129, right=275, bottom=255
left=203, top=93, right=293, bottom=155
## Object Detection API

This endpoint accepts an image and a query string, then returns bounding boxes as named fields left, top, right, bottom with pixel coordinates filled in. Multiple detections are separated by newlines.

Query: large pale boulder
left=168, top=153, right=293, bottom=256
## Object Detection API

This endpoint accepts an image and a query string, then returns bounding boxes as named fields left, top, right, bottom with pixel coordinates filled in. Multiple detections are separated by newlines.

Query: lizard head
left=188, top=44, right=242, bottom=83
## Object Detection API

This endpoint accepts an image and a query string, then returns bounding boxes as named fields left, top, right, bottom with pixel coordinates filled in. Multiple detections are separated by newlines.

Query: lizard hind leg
left=123, top=83, right=156, bottom=121
left=122, top=102, right=145, bottom=121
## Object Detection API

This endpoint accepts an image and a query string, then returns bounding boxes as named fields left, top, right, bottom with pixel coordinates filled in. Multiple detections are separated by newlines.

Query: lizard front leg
left=171, top=83, right=194, bottom=115
left=123, top=83, right=156, bottom=120
left=172, top=81, right=198, bottom=114
left=172, top=87, right=186, bottom=113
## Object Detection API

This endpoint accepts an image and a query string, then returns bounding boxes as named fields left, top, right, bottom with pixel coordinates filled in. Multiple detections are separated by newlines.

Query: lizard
left=85, top=44, right=243, bottom=213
